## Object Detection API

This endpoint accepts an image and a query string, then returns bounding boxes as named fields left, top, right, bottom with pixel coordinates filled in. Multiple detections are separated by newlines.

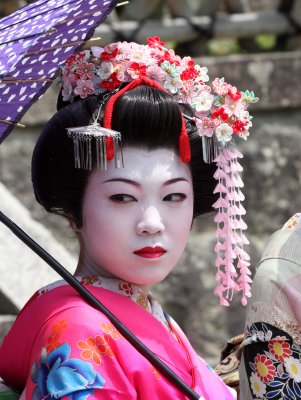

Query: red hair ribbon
left=102, top=76, right=191, bottom=163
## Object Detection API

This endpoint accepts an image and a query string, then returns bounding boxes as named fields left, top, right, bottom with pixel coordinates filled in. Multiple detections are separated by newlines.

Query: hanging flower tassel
left=213, top=143, right=252, bottom=306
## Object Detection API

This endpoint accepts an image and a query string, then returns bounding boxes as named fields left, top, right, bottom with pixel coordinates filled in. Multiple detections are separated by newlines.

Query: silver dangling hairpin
left=66, top=91, right=123, bottom=170
left=183, top=113, right=219, bottom=164
left=201, top=136, right=219, bottom=164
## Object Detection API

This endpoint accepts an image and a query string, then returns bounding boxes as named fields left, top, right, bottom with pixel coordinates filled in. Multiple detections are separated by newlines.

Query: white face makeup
left=77, top=147, right=194, bottom=292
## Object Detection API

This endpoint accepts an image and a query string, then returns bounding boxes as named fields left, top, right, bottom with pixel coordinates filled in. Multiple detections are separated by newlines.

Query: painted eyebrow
left=102, top=178, right=140, bottom=187
left=102, top=177, right=190, bottom=187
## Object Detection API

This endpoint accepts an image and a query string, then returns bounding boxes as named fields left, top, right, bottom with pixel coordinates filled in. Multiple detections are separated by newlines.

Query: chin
left=130, top=272, right=171, bottom=286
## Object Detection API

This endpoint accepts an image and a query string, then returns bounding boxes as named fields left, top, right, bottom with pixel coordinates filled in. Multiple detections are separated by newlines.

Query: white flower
left=163, top=74, right=183, bottom=94
left=192, top=91, right=214, bottom=112
left=284, top=357, right=301, bottom=382
left=91, top=46, right=104, bottom=58
left=195, top=65, right=209, bottom=82
left=250, top=372, right=266, bottom=398
left=257, top=330, right=265, bottom=341
left=215, top=123, right=233, bottom=144
left=97, top=62, right=113, bottom=79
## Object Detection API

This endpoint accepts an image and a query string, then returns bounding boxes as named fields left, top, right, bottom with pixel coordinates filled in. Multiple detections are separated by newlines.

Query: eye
left=163, top=193, right=187, bottom=202
left=109, top=194, right=137, bottom=203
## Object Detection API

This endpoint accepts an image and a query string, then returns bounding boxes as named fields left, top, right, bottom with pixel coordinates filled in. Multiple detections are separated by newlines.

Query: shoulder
left=255, top=213, right=301, bottom=281
left=282, top=213, right=301, bottom=230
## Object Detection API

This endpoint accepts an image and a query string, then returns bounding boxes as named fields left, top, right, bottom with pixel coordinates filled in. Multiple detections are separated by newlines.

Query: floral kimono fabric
left=0, top=278, right=236, bottom=400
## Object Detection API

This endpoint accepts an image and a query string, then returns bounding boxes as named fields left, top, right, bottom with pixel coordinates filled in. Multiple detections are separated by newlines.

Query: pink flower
left=178, top=82, right=195, bottom=103
left=74, top=79, right=95, bottom=98
left=196, top=117, right=215, bottom=137
left=128, top=44, right=153, bottom=65
left=76, top=61, right=94, bottom=80
left=62, top=82, right=74, bottom=102
left=116, top=63, right=131, bottom=82
left=64, top=72, right=76, bottom=85
left=212, top=77, right=230, bottom=95
left=62, top=65, right=72, bottom=78
left=223, top=96, right=245, bottom=118
left=146, top=65, right=166, bottom=82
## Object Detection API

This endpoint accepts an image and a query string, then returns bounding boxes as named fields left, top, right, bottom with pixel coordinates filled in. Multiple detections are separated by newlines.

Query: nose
left=136, top=205, right=165, bottom=236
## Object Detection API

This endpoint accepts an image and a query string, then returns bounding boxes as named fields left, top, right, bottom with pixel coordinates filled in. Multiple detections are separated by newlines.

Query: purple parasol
left=0, top=0, right=118, bottom=143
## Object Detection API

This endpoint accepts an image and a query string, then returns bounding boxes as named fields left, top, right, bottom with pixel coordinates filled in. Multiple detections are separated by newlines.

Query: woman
left=239, top=213, right=301, bottom=399
left=0, top=37, right=256, bottom=399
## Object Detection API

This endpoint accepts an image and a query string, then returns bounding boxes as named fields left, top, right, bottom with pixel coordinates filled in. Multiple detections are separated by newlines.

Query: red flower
left=232, top=120, right=247, bottom=135
left=163, top=50, right=180, bottom=66
left=128, top=62, right=147, bottom=78
left=181, top=67, right=198, bottom=81
left=66, top=54, right=76, bottom=66
left=228, top=87, right=241, bottom=101
left=212, top=107, right=229, bottom=121
left=66, top=52, right=85, bottom=65
left=147, top=36, right=165, bottom=49
left=100, top=48, right=118, bottom=60
left=254, top=354, right=276, bottom=383
left=100, top=72, right=121, bottom=90
left=187, top=59, right=195, bottom=68
left=95, top=335, right=114, bottom=358
left=268, top=340, right=292, bottom=362
left=118, top=282, right=134, bottom=296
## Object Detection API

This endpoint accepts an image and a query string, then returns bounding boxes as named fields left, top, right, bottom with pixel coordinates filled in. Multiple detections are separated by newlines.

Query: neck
left=75, top=249, right=152, bottom=295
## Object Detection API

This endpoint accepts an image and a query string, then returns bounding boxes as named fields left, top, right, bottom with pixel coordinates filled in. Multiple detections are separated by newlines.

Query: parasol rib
left=0, top=0, right=113, bottom=33
left=1, top=5, right=110, bottom=46
left=0, top=119, right=25, bottom=127
left=0, top=78, right=53, bottom=83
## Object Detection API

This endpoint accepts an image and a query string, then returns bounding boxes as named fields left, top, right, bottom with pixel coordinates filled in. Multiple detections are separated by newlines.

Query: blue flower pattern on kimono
left=31, top=343, right=105, bottom=399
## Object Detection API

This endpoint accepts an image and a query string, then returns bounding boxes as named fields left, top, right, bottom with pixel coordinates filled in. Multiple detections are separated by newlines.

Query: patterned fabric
left=0, top=277, right=236, bottom=399
left=240, top=213, right=301, bottom=399
left=242, top=322, right=301, bottom=399
left=39, top=276, right=176, bottom=336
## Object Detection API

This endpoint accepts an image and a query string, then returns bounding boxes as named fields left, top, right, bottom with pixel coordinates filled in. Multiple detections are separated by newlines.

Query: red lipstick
left=134, top=246, right=166, bottom=258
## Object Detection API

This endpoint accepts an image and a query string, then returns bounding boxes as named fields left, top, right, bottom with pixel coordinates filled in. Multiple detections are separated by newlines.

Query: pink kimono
left=0, top=277, right=235, bottom=399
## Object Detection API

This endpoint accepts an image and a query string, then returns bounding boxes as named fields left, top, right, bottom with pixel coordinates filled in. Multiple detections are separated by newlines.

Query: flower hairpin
left=60, top=37, right=258, bottom=306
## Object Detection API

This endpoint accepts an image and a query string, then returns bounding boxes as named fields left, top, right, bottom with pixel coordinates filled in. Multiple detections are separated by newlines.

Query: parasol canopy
left=0, top=0, right=118, bottom=143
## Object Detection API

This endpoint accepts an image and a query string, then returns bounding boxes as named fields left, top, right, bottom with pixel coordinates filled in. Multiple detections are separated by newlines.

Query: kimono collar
left=39, top=275, right=170, bottom=331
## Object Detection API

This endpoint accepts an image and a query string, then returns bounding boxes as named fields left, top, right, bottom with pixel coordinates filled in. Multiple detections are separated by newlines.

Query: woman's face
left=78, top=147, right=193, bottom=291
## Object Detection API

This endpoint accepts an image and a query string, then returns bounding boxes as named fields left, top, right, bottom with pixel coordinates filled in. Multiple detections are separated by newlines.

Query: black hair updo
left=32, top=85, right=217, bottom=227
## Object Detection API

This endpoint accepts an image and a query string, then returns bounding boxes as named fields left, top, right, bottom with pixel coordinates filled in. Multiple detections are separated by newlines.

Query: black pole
left=0, top=210, right=201, bottom=400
